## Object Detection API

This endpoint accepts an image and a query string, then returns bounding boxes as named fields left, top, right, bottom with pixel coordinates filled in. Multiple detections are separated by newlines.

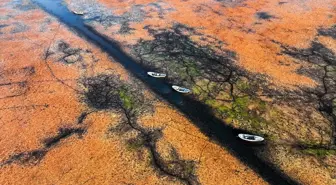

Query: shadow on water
left=31, top=0, right=299, bottom=184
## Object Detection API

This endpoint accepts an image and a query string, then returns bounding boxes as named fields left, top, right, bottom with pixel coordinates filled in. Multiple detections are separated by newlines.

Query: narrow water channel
left=32, top=0, right=299, bottom=184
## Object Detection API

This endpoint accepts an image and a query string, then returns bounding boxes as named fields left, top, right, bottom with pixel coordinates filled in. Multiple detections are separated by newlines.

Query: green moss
left=185, top=61, right=201, bottom=77
left=193, top=78, right=271, bottom=133
left=205, top=93, right=269, bottom=131
left=269, top=108, right=279, bottom=118
left=205, top=99, right=216, bottom=106
left=233, top=96, right=250, bottom=111
left=126, top=139, right=144, bottom=151
left=298, top=140, right=323, bottom=148
left=192, top=79, right=216, bottom=100
left=119, top=88, right=134, bottom=110
left=236, top=79, right=251, bottom=91
left=266, top=134, right=278, bottom=141
left=192, top=86, right=202, bottom=97
left=303, top=148, right=336, bottom=157
left=298, top=141, right=336, bottom=157
left=184, top=162, right=195, bottom=175
left=224, top=117, right=233, bottom=124
left=217, top=105, right=231, bottom=113
left=258, top=101, right=267, bottom=111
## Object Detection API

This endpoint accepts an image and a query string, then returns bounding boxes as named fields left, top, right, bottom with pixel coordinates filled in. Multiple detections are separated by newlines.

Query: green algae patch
left=202, top=88, right=269, bottom=133
left=126, top=138, right=145, bottom=151
left=302, top=148, right=336, bottom=157
left=119, top=88, right=134, bottom=110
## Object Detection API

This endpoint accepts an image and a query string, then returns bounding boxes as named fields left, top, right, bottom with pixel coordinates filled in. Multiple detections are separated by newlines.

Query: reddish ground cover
left=0, top=1, right=267, bottom=185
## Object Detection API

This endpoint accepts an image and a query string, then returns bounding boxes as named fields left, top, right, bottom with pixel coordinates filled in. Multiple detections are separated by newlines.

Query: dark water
left=31, top=0, right=299, bottom=184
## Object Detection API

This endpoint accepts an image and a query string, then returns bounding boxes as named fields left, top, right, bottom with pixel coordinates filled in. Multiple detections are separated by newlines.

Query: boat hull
left=172, top=85, right=190, bottom=93
left=147, top=72, right=166, bottom=78
left=238, top=134, right=264, bottom=142
left=72, top=11, right=84, bottom=15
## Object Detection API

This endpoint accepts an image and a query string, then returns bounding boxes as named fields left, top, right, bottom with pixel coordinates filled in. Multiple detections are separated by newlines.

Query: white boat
left=172, top=85, right=190, bottom=93
left=147, top=72, right=166, bottom=78
left=238, top=134, right=264, bottom=142
left=72, top=11, right=84, bottom=15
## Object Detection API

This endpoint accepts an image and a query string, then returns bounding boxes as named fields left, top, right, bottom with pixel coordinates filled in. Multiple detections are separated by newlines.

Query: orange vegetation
left=93, top=0, right=336, bottom=87
left=0, top=2, right=267, bottom=185
left=141, top=103, right=267, bottom=185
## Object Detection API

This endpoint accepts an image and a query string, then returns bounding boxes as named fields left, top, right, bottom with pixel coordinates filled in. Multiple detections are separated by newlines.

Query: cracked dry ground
left=0, top=1, right=266, bottom=185
left=0, top=0, right=336, bottom=185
